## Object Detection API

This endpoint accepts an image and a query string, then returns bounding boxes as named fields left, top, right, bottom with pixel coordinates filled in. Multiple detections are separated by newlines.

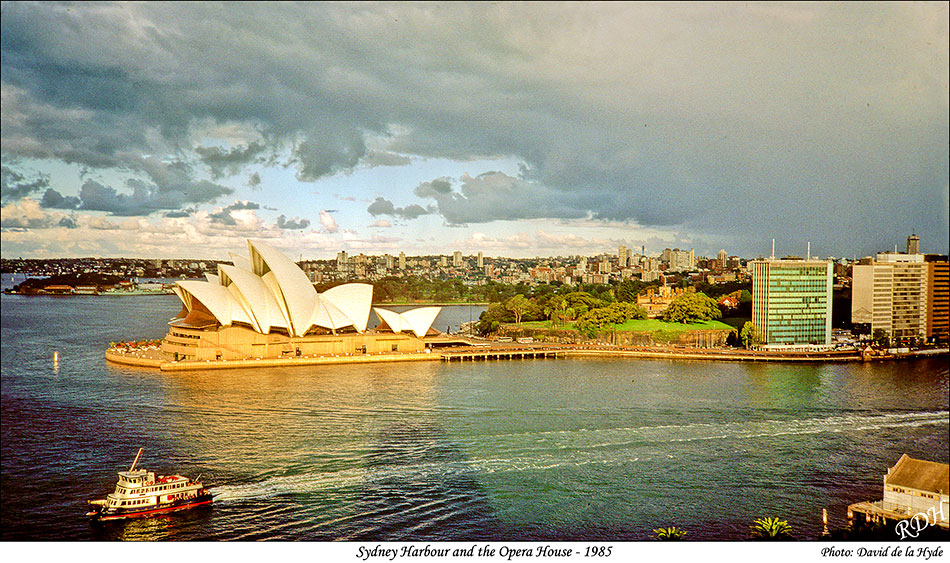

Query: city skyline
left=2, top=3, right=948, bottom=260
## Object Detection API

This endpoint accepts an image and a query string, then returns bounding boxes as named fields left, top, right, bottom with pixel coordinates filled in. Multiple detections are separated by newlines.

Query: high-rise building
left=440, top=255, right=448, bottom=268
left=852, top=252, right=928, bottom=342
left=398, top=252, right=406, bottom=270
left=926, top=255, right=949, bottom=344
left=453, top=251, right=462, bottom=267
left=669, top=249, right=695, bottom=271
left=718, top=249, right=728, bottom=268
left=751, top=258, right=833, bottom=349
left=907, top=234, right=920, bottom=255
left=577, top=257, right=587, bottom=274
left=336, top=251, right=348, bottom=273
left=618, top=245, right=628, bottom=268
left=477, top=251, right=484, bottom=269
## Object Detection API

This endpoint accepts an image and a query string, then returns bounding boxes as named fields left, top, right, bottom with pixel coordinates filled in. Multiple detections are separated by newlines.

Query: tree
left=740, top=322, right=757, bottom=349
left=505, top=294, right=531, bottom=324
left=872, top=328, right=890, bottom=347
left=543, top=295, right=569, bottom=327
left=614, top=280, right=639, bottom=303
left=749, top=517, right=793, bottom=540
left=476, top=303, right=513, bottom=335
left=574, top=302, right=647, bottom=338
left=562, top=291, right=604, bottom=317
left=652, top=527, right=688, bottom=540
left=663, top=292, right=722, bottom=323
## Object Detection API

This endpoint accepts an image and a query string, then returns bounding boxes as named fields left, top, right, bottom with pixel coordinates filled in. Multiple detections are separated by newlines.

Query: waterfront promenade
left=106, top=341, right=948, bottom=371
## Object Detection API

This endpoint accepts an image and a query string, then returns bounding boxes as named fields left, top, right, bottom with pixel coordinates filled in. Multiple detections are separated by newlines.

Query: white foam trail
left=211, top=467, right=369, bottom=501
left=208, top=411, right=948, bottom=500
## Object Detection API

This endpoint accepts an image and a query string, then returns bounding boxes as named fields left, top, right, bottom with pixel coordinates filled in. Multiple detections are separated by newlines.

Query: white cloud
left=319, top=210, right=339, bottom=233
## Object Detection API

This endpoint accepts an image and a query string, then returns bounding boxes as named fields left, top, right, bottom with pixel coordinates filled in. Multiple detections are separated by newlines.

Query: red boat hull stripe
left=95, top=498, right=212, bottom=520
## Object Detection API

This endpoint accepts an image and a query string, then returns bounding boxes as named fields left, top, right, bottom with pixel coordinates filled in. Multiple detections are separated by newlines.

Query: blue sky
left=1, top=2, right=947, bottom=260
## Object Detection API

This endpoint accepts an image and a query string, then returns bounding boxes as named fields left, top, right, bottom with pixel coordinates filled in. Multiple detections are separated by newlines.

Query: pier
left=106, top=342, right=947, bottom=371
left=441, top=349, right=566, bottom=361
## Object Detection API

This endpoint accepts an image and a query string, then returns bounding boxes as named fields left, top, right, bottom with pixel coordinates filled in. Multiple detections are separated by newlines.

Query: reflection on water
left=2, top=295, right=948, bottom=541
left=91, top=506, right=214, bottom=541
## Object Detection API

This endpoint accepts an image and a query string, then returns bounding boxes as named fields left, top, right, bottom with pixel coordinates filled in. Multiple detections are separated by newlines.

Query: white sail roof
left=228, top=252, right=252, bottom=272
left=373, top=307, right=441, bottom=338
left=177, top=280, right=235, bottom=326
left=322, top=283, right=373, bottom=332
left=309, top=296, right=355, bottom=331
left=170, top=240, right=405, bottom=337
left=218, top=264, right=280, bottom=333
left=248, top=241, right=318, bottom=336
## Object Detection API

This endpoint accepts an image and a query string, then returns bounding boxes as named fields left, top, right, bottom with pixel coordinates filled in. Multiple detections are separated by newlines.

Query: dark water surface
left=2, top=294, right=947, bottom=541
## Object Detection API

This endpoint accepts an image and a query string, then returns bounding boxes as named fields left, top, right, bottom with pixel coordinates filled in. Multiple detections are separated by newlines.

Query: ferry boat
left=87, top=448, right=212, bottom=521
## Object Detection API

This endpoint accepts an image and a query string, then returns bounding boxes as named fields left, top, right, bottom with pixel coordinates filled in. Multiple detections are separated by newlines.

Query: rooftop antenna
left=807, top=242, right=811, bottom=261
left=771, top=239, right=775, bottom=259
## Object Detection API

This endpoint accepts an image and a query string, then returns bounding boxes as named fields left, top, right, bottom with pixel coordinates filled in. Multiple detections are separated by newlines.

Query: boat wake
left=208, top=411, right=948, bottom=501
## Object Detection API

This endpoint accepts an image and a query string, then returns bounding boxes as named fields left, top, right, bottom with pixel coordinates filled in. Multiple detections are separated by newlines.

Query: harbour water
left=1, top=291, right=947, bottom=541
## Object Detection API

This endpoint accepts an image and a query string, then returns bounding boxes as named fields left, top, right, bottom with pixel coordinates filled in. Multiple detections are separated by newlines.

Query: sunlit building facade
left=162, top=240, right=441, bottom=361
left=852, top=252, right=929, bottom=343
left=750, top=258, right=833, bottom=350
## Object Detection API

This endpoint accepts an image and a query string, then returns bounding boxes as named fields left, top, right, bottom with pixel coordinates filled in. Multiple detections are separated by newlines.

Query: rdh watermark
left=895, top=504, right=947, bottom=540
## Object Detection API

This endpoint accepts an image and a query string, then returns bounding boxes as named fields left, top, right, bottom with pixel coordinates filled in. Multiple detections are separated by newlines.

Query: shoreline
left=106, top=344, right=948, bottom=371
left=2, top=290, right=174, bottom=297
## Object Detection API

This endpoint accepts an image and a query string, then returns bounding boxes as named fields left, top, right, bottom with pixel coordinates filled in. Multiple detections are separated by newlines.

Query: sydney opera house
left=161, top=240, right=442, bottom=362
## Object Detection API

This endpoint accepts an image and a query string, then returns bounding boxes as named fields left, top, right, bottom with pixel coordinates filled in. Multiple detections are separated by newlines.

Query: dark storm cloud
left=1, top=2, right=947, bottom=254
left=415, top=172, right=588, bottom=225
left=78, top=180, right=176, bottom=216
left=361, top=151, right=412, bottom=167
left=209, top=200, right=262, bottom=225
left=1, top=166, right=49, bottom=202
left=292, top=129, right=368, bottom=182
left=276, top=215, right=311, bottom=230
left=41, top=188, right=81, bottom=210
left=164, top=208, right=194, bottom=218
left=367, top=197, right=429, bottom=220
left=39, top=176, right=232, bottom=216
left=225, top=201, right=260, bottom=211
left=195, top=142, right=266, bottom=178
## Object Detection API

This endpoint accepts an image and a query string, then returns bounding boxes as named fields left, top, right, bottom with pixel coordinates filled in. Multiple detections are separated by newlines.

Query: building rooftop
left=885, top=454, right=950, bottom=494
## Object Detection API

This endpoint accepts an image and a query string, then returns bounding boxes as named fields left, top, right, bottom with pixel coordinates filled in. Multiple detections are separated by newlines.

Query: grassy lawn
left=515, top=318, right=734, bottom=332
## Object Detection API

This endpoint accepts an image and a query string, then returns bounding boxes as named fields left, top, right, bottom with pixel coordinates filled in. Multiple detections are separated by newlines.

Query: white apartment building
left=852, top=253, right=928, bottom=341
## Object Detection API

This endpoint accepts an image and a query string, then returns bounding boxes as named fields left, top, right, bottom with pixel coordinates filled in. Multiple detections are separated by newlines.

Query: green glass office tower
left=750, top=259, right=833, bottom=350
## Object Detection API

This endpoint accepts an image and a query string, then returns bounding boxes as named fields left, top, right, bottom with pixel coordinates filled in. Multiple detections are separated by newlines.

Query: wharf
left=106, top=348, right=440, bottom=371
left=848, top=500, right=949, bottom=531
left=105, top=344, right=947, bottom=371
left=441, top=349, right=566, bottom=361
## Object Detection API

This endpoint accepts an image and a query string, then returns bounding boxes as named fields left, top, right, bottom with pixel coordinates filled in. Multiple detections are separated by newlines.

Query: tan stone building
left=852, top=252, right=940, bottom=343
left=926, top=255, right=949, bottom=344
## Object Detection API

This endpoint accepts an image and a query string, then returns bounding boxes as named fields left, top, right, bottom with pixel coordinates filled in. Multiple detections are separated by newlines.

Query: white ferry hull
left=87, top=491, right=213, bottom=521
